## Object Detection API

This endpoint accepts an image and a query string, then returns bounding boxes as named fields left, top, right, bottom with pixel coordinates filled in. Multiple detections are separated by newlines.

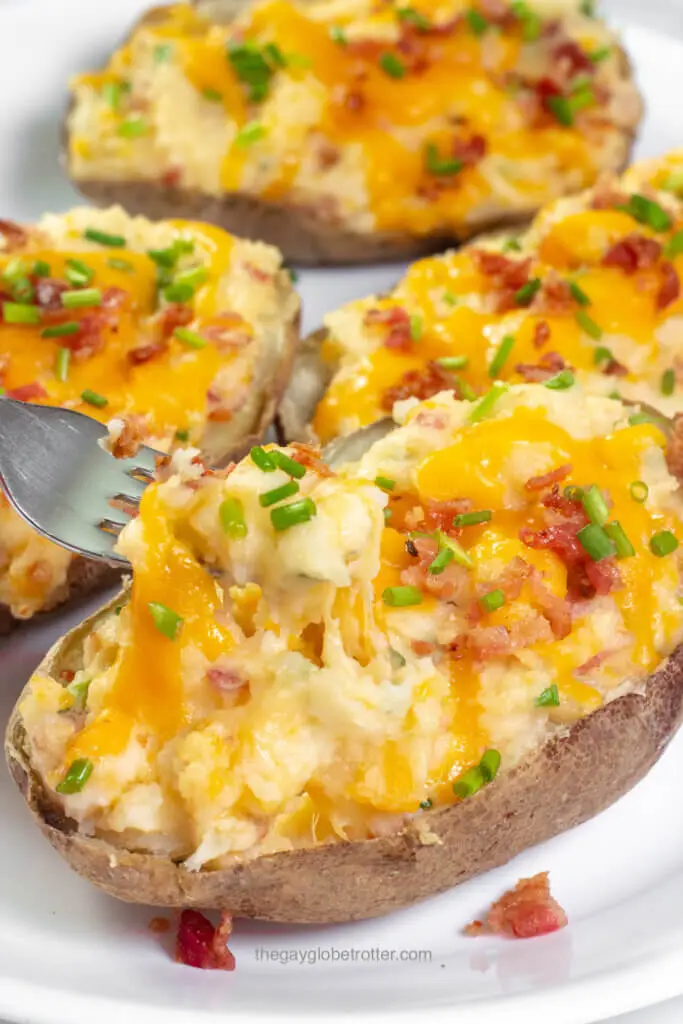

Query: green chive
left=251, top=445, right=277, bottom=472
left=590, top=46, right=612, bottom=63
left=428, top=546, right=454, bottom=575
left=453, top=766, right=484, bottom=799
left=563, top=485, right=584, bottom=501
left=148, top=601, right=184, bottom=639
left=286, top=266, right=299, bottom=283
left=424, top=143, right=463, bottom=177
left=271, top=497, right=317, bottom=531
left=544, top=369, right=575, bottom=390
left=379, top=52, right=406, bottom=78
left=480, top=588, right=505, bottom=613
left=41, top=321, right=80, bottom=339
left=488, top=334, right=515, bottom=378
left=102, top=81, right=124, bottom=110
left=664, top=231, right=683, bottom=260
left=419, top=798, right=433, bottom=810
left=55, top=348, right=70, bottom=383
left=604, top=521, right=635, bottom=559
left=443, top=291, right=459, bottom=306
left=174, top=266, right=209, bottom=291
left=511, top=2, right=542, bottom=41
left=662, top=172, right=683, bottom=197
left=81, top=389, right=108, bottom=408
left=628, top=412, right=655, bottom=426
left=437, top=531, right=474, bottom=568
left=576, top=309, right=602, bottom=339
left=173, top=327, right=207, bottom=350
left=514, top=278, right=541, bottom=306
left=397, top=6, right=431, bottom=30
left=329, top=25, right=347, bottom=44
left=3, top=259, right=27, bottom=281
left=62, top=288, right=102, bottom=308
left=271, top=450, right=306, bottom=478
left=31, top=259, right=50, bottom=278
left=235, top=120, right=266, bottom=147
left=163, top=282, right=194, bottom=303
left=629, top=480, right=648, bottom=503
left=503, top=238, right=522, bottom=253
left=569, top=85, right=595, bottom=114
left=384, top=508, right=393, bottom=523
left=65, top=258, right=94, bottom=287
left=154, top=43, right=173, bottom=63
left=619, top=194, right=673, bottom=232
left=174, top=428, right=190, bottom=442
left=456, top=377, right=477, bottom=401
left=594, top=345, right=613, bottom=366
left=535, top=684, right=560, bottom=707
left=409, top=313, right=423, bottom=341
left=465, top=8, right=489, bottom=35
left=650, top=530, right=679, bottom=557
left=66, top=678, right=91, bottom=712
left=546, top=95, right=574, bottom=127
left=469, top=381, right=508, bottom=423
left=203, top=87, right=223, bottom=102
left=452, top=510, right=492, bottom=528
left=219, top=497, right=248, bottom=538
left=383, top=585, right=423, bottom=607
left=263, top=42, right=286, bottom=67
left=581, top=484, right=609, bottom=526
left=375, top=476, right=395, bottom=491
left=577, top=523, right=616, bottom=561
left=436, top=355, right=469, bottom=370
left=56, top=758, right=93, bottom=795
left=107, top=257, right=134, bottom=273
left=3, top=302, right=40, bottom=324
left=569, top=281, right=591, bottom=306
left=479, top=748, right=501, bottom=782
left=84, top=227, right=126, bottom=247
left=580, top=0, right=595, bottom=14
left=259, top=480, right=300, bottom=507
left=117, top=116, right=148, bottom=139
left=9, top=277, right=35, bottom=303
left=662, top=368, right=676, bottom=396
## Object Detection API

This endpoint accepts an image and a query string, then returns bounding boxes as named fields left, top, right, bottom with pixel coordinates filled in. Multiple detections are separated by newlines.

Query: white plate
left=1, top=2, right=683, bottom=1022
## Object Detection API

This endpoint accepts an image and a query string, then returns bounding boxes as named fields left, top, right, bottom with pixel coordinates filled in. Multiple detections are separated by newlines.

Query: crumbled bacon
left=602, top=234, right=662, bottom=274
left=176, top=911, right=236, bottom=971
left=149, top=917, right=171, bottom=934
left=469, top=555, right=571, bottom=639
left=534, top=273, right=574, bottom=316
left=553, top=40, right=595, bottom=79
left=381, top=361, right=460, bottom=410
left=101, top=286, right=129, bottom=310
left=575, top=647, right=625, bottom=676
left=657, top=261, right=681, bottom=311
left=465, top=873, right=568, bottom=939
left=471, top=250, right=532, bottom=313
left=479, top=0, right=515, bottom=25
left=289, top=442, right=335, bottom=477
left=453, top=616, right=553, bottom=658
left=525, top=464, right=572, bottom=492
left=601, top=355, right=628, bottom=377
left=533, top=320, right=551, bottom=348
left=364, top=306, right=413, bottom=352
left=401, top=534, right=472, bottom=604
left=451, top=134, right=487, bottom=167
left=243, top=262, right=272, bottom=283
left=206, top=667, right=248, bottom=693
left=158, top=302, right=193, bottom=338
left=161, top=167, right=183, bottom=189
left=316, top=140, right=341, bottom=170
left=342, top=88, right=365, bottom=113
left=109, top=414, right=148, bottom=460
left=27, top=559, right=52, bottom=585
left=515, top=351, right=568, bottom=382
left=7, top=381, right=47, bottom=402
left=35, top=278, right=70, bottom=311
left=666, top=414, right=683, bottom=483
left=410, top=498, right=472, bottom=535
left=0, top=219, right=27, bottom=251
left=127, top=342, right=168, bottom=366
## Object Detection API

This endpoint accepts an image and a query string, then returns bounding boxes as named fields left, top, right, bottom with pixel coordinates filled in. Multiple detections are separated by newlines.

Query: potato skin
left=7, top=593, right=683, bottom=923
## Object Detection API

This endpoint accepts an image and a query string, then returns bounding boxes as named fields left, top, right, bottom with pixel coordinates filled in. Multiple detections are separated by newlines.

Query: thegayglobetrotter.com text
left=254, top=946, right=432, bottom=966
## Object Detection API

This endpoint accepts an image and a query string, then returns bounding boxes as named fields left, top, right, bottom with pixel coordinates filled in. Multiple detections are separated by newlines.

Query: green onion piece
left=66, top=678, right=91, bottom=712
left=428, top=546, right=454, bottom=575
left=436, top=355, right=469, bottom=370
left=580, top=0, right=595, bottom=14
left=469, top=381, right=508, bottom=423
left=662, top=172, right=683, bottom=196
left=503, top=237, right=522, bottom=253
left=270, top=497, right=317, bottom=531
left=479, top=748, right=501, bottom=782
left=203, top=87, right=223, bottom=102
left=563, top=485, right=584, bottom=501
left=173, top=327, right=207, bottom=350
left=437, top=531, right=474, bottom=568
left=107, top=257, right=134, bottom=273
left=84, top=227, right=126, bottom=247
left=452, top=510, right=492, bottom=528
left=62, top=288, right=102, bottom=308
left=590, top=46, right=612, bottom=63
left=650, top=530, right=679, bottom=557
left=81, top=389, right=108, bottom=408
left=117, top=116, right=148, bottom=139
left=443, top=291, right=459, bottom=306
left=576, top=309, right=602, bottom=339
left=154, top=43, right=173, bottom=63
left=379, top=52, right=406, bottom=78
left=544, top=369, right=575, bottom=390
left=375, top=476, right=395, bottom=491
left=251, top=446, right=277, bottom=471
left=148, top=601, right=184, bottom=639
left=271, top=450, right=306, bottom=478
left=453, top=766, right=485, bottom=799
left=511, top=1, right=542, bottom=41
left=419, top=798, right=433, bottom=810
left=424, top=143, right=463, bottom=177
left=384, top=507, right=393, bottom=523
left=535, top=684, right=560, bottom=707
left=227, top=42, right=275, bottom=102
left=629, top=480, right=648, bottom=503
left=661, top=368, right=676, bottom=396
left=455, top=376, right=477, bottom=401
left=102, top=81, right=124, bottom=110
left=514, top=278, right=541, bottom=306
left=174, top=428, right=190, bottom=442
left=480, top=588, right=505, bottom=613
left=286, top=266, right=299, bottom=283
left=174, top=266, right=209, bottom=291
left=546, top=95, right=574, bottom=127
left=235, top=120, right=266, bottom=147
left=488, top=334, right=515, bottom=378
left=263, top=41, right=286, bottom=67
left=259, top=480, right=300, bottom=507
left=41, top=321, right=80, bottom=339
left=593, top=345, right=613, bottom=366
left=581, top=484, right=609, bottom=526
left=628, top=412, right=655, bottom=426
left=219, top=497, right=248, bottom=538
left=2, top=258, right=27, bottom=281
left=664, top=230, right=683, bottom=260
left=409, top=313, right=423, bottom=341
left=148, top=246, right=180, bottom=267
left=465, top=8, right=489, bottom=35
left=3, top=302, right=40, bottom=324
left=65, top=258, right=94, bottom=287
left=9, top=276, right=35, bottom=303
left=383, top=585, right=423, bottom=607
left=569, top=84, right=595, bottom=114
left=56, top=758, right=93, bottom=795
left=32, top=259, right=51, bottom=278
left=329, top=25, right=347, bottom=44
left=55, top=347, right=70, bottom=383
left=569, top=280, right=591, bottom=306
left=577, top=523, right=616, bottom=561
left=163, top=282, right=195, bottom=303
left=619, top=194, right=673, bottom=232
left=397, top=6, right=431, bottom=30
left=604, top=521, right=635, bottom=559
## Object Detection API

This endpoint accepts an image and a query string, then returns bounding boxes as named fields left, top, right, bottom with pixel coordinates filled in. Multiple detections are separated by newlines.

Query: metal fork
left=0, top=399, right=160, bottom=567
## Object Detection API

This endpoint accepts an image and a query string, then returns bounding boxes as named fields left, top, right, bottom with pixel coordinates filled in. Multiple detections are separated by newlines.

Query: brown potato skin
left=7, top=593, right=683, bottom=922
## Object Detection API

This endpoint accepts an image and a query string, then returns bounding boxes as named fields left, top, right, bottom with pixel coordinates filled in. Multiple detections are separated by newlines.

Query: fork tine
left=126, top=445, right=161, bottom=475
left=99, top=517, right=128, bottom=537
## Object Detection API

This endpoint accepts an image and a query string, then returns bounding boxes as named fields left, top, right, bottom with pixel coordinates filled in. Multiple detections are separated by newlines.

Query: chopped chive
left=384, top=507, right=393, bottom=523
left=664, top=231, right=683, bottom=260
left=107, top=257, right=134, bottom=273
left=3, top=258, right=27, bottom=281
left=117, top=116, right=148, bottom=139
left=148, top=601, right=184, bottom=639
left=163, top=282, right=194, bottom=303
left=397, top=6, right=431, bottom=30
left=428, top=546, right=454, bottom=575
left=271, top=450, right=306, bottom=478
left=577, top=523, right=616, bottom=561
left=563, top=485, right=584, bottom=501
left=66, top=678, right=91, bottom=712
left=41, top=321, right=80, bottom=339
left=511, top=1, right=542, bottom=41
left=488, top=334, right=515, bottom=378
left=455, top=376, right=477, bottom=401
left=629, top=480, right=648, bottom=503
left=469, top=381, right=508, bottom=423
left=9, top=276, right=35, bottom=303
left=514, top=278, right=541, bottom=307
left=379, top=52, right=406, bottom=78
left=29, top=260, right=49, bottom=279
left=661, top=368, right=676, bottom=396
left=465, top=8, right=489, bottom=35
left=544, top=369, right=575, bottom=390
left=443, top=290, right=459, bottom=306
left=424, top=143, right=463, bottom=177
left=174, top=265, right=209, bottom=291
left=329, top=25, right=347, bottom=44
left=259, top=480, right=300, bottom=507
left=535, top=684, right=560, bottom=707
left=619, top=194, right=673, bottom=232
left=234, top=120, right=266, bottom=147
left=409, top=313, right=423, bottom=341
left=581, top=484, right=609, bottom=526
left=174, top=428, right=190, bottom=442
left=219, top=498, right=248, bottom=538
left=628, top=412, right=655, bottom=426
left=576, top=309, right=602, bottom=339
left=62, top=288, right=102, bottom=308
left=569, top=85, right=595, bottom=114
left=56, top=758, right=93, bottom=795
left=662, top=172, right=683, bottom=196
left=650, top=530, right=679, bottom=557
left=202, top=87, right=223, bottom=102
left=590, top=45, right=612, bottom=63
left=479, top=749, right=501, bottom=782
left=251, top=445, right=277, bottom=472
left=436, top=355, right=469, bottom=370
left=286, top=266, right=299, bottom=283
left=580, top=0, right=595, bottom=14
left=271, top=497, right=317, bottom=531
left=604, top=521, right=635, bottom=559
left=375, top=475, right=395, bottom=491
left=102, top=81, right=124, bottom=110
left=383, top=585, right=423, bottom=607
left=65, top=258, right=94, bottom=287
left=173, top=327, right=207, bottom=349
left=593, top=345, right=613, bottom=366
left=84, top=227, right=126, bottom=247
left=480, top=588, right=505, bottom=613
left=81, top=389, right=108, bottom=408
left=419, top=798, right=433, bottom=810
left=453, top=766, right=484, bottom=799
left=3, top=302, right=40, bottom=324
left=503, top=237, right=522, bottom=253
left=452, top=510, right=492, bottom=528
left=154, top=42, right=173, bottom=63
left=569, top=280, right=591, bottom=306
left=546, top=95, right=574, bottom=127
left=55, top=347, right=70, bottom=383
left=438, top=531, right=473, bottom=568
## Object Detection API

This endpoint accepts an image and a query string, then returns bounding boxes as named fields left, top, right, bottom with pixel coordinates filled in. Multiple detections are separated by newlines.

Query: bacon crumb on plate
left=176, top=910, right=236, bottom=971
left=465, top=872, right=568, bottom=939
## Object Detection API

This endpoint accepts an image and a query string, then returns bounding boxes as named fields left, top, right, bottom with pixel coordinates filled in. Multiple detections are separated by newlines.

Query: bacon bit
left=553, top=40, right=595, bottom=79
left=161, top=167, right=183, bottom=189
left=575, top=645, right=629, bottom=676
left=478, top=0, right=515, bottom=25
left=419, top=498, right=472, bottom=535
left=666, top=414, right=683, bottom=483
left=533, top=320, right=551, bottom=348
left=101, top=286, right=129, bottom=310
left=364, top=305, right=413, bottom=352
left=601, top=356, right=628, bottom=377
left=467, top=556, right=571, bottom=639
left=0, top=219, right=28, bottom=251
left=110, top=414, right=148, bottom=460
left=35, top=278, right=70, bottom=310
left=243, top=262, right=272, bottom=283
left=471, top=250, right=532, bottom=313
left=454, top=616, right=553, bottom=658
left=127, top=342, right=168, bottom=366
left=316, top=140, right=341, bottom=171
left=411, top=639, right=435, bottom=656
left=534, top=273, right=574, bottom=316
left=7, top=381, right=47, bottom=402
left=401, top=535, right=472, bottom=604
left=27, top=559, right=52, bottom=586
left=60, top=669, right=76, bottom=683
left=206, top=667, right=248, bottom=693
left=289, top=442, right=335, bottom=477
left=413, top=410, right=448, bottom=430
left=452, top=134, right=487, bottom=167
left=585, top=558, right=622, bottom=596
left=515, top=351, right=568, bottom=382
left=590, top=176, right=628, bottom=211
left=157, top=302, right=193, bottom=338
left=465, top=873, right=568, bottom=939
left=343, top=88, right=365, bottom=113
left=381, top=361, right=460, bottom=410
left=602, top=234, right=662, bottom=274
left=525, top=464, right=572, bottom=492
left=149, top=917, right=171, bottom=934
left=657, top=261, right=681, bottom=311
left=176, top=910, right=236, bottom=971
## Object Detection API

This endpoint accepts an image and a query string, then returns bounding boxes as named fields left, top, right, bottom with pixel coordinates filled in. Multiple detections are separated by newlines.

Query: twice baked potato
left=282, top=150, right=683, bottom=443
left=8, top=382, right=683, bottom=921
left=65, top=0, right=642, bottom=265
left=0, top=206, right=300, bottom=630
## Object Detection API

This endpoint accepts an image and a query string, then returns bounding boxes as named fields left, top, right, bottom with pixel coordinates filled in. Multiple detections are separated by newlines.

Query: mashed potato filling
left=21, top=384, right=683, bottom=867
